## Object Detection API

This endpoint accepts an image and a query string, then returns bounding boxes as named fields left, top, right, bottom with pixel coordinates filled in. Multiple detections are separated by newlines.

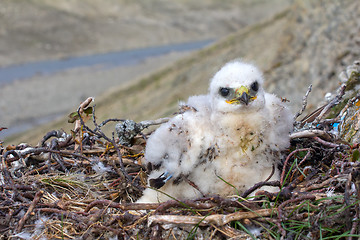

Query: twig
left=16, top=190, right=44, bottom=232
left=301, top=175, right=345, bottom=191
left=3, top=147, right=90, bottom=163
left=40, top=130, right=71, bottom=147
left=148, top=207, right=296, bottom=227
left=0, top=184, right=33, bottom=191
left=97, top=118, right=126, bottom=130
left=241, top=180, right=280, bottom=198
left=344, top=173, right=352, bottom=231
left=155, top=199, right=216, bottom=213
left=74, top=97, right=94, bottom=151
left=255, top=182, right=295, bottom=201
left=281, top=148, right=312, bottom=186
left=264, top=164, right=276, bottom=182
left=313, top=84, right=346, bottom=124
left=49, top=139, right=67, bottom=171
left=277, top=194, right=316, bottom=220
left=84, top=199, right=160, bottom=212
left=296, top=150, right=312, bottom=169
left=84, top=199, right=124, bottom=212
left=38, top=208, right=88, bottom=222
left=289, top=150, right=312, bottom=181
left=1, top=150, right=18, bottom=185
left=139, top=117, right=170, bottom=127
left=299, top=105, right=326, bottom=127
left=290, top=129, right=333, bottom=140
left=294, top=84, right=312, bottom=120
left=349, top=220, right=359, bottom=240
left=312, top=136, right=340, bottom=148
left=198, top=195, right=256, bottom=210
left=76, top=106, right=133, bottom=184
left=112, top=133, right=134, bottom=184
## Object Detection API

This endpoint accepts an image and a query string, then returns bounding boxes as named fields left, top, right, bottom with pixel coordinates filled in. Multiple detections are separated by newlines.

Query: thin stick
left=74, top=97, right=94, bottom=151
left=301, top=175, right=345, bottom=191
left=16, top=190, right=44, bottom=232
left=241, top=180, right=280, bottom=198
left=155, top=199, right=216, bottom=213
left=280, top=148, right=312, bottom=186
left=294, top=84, right=312, bottom=120
left=289, top=150, right=312, bottom=181
left=277, top=194, right=315, bottom=219
left=97, top=118, right=126, bottom=129
left=77, top=107, right=132, bottom=184
left=314, top=84, right=346, bottom=124
left=313, top=136, right=340, bottom=148
left=140, top=117, right=170, bottom=127
left=84, top=199, right=161, bottom=212
left=3, top=147, right=90, bottom=162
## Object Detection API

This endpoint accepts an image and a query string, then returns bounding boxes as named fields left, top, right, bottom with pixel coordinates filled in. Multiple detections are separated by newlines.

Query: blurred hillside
left=4, top=0, right=360, bottom=145
left=1, top=0, right=292, bottom=142
left=0, top=0, right=290, bottom=67
left=94, top=0, right=359, bottom=119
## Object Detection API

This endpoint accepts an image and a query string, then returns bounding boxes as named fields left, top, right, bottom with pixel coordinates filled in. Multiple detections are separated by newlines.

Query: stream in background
left=0, top=39, right=214, bottom=138
left=0, top=39, right=213, bottom=86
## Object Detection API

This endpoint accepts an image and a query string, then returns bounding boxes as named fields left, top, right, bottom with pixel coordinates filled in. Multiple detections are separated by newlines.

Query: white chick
left=137, top=60, right=293, bottom=203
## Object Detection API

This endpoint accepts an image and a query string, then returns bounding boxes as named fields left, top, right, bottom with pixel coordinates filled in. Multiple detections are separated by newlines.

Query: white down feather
left=137, top=60, right=293, bottom=203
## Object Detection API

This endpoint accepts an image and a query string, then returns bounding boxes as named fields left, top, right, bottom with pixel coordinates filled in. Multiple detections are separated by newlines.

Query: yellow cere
left=235, top=86, right=249, bottom=95
left=225, top=85, right=256, bottom=104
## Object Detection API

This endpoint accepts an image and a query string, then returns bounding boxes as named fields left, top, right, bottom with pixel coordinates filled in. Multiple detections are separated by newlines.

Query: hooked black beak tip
left=238, top=92, right=250, bottom=105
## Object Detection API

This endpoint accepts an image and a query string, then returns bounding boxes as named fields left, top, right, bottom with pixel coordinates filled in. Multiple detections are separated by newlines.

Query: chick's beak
left=225, top=86, right=256, bottom=105
left=237, top=91, right=250, bottom=105
left=234, top=86, right=250, bottom=105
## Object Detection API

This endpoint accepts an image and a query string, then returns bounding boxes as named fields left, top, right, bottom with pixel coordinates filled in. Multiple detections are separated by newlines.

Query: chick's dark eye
left=219, top=87, right=230, bottom=97
left=250, top=81, right=259, bottom=92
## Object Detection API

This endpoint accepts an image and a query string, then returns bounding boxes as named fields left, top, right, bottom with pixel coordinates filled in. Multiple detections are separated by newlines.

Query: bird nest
left=1, top=62, right=360, bottom=239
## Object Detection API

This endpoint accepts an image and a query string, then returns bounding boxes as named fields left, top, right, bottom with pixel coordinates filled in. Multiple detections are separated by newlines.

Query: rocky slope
left=95, top=0, right=360, bottom=121
left=0, top=0, right=290, bottom=67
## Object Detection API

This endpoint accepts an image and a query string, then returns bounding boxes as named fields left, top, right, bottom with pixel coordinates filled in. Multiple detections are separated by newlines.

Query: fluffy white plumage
left=137, top=60, right=293, bottom=203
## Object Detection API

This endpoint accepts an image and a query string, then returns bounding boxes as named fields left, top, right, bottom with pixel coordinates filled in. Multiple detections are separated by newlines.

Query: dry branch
left=148, top=207, right=295, bottom=227
left=290, top=129, right=333, bottom=140
left=313, top=84, right=346, bottom=124
left=280, top=148, right=312, bottom=185
left=16, top=190, right=44, bottom=232
left=294, top=84, right=312, bottom=121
